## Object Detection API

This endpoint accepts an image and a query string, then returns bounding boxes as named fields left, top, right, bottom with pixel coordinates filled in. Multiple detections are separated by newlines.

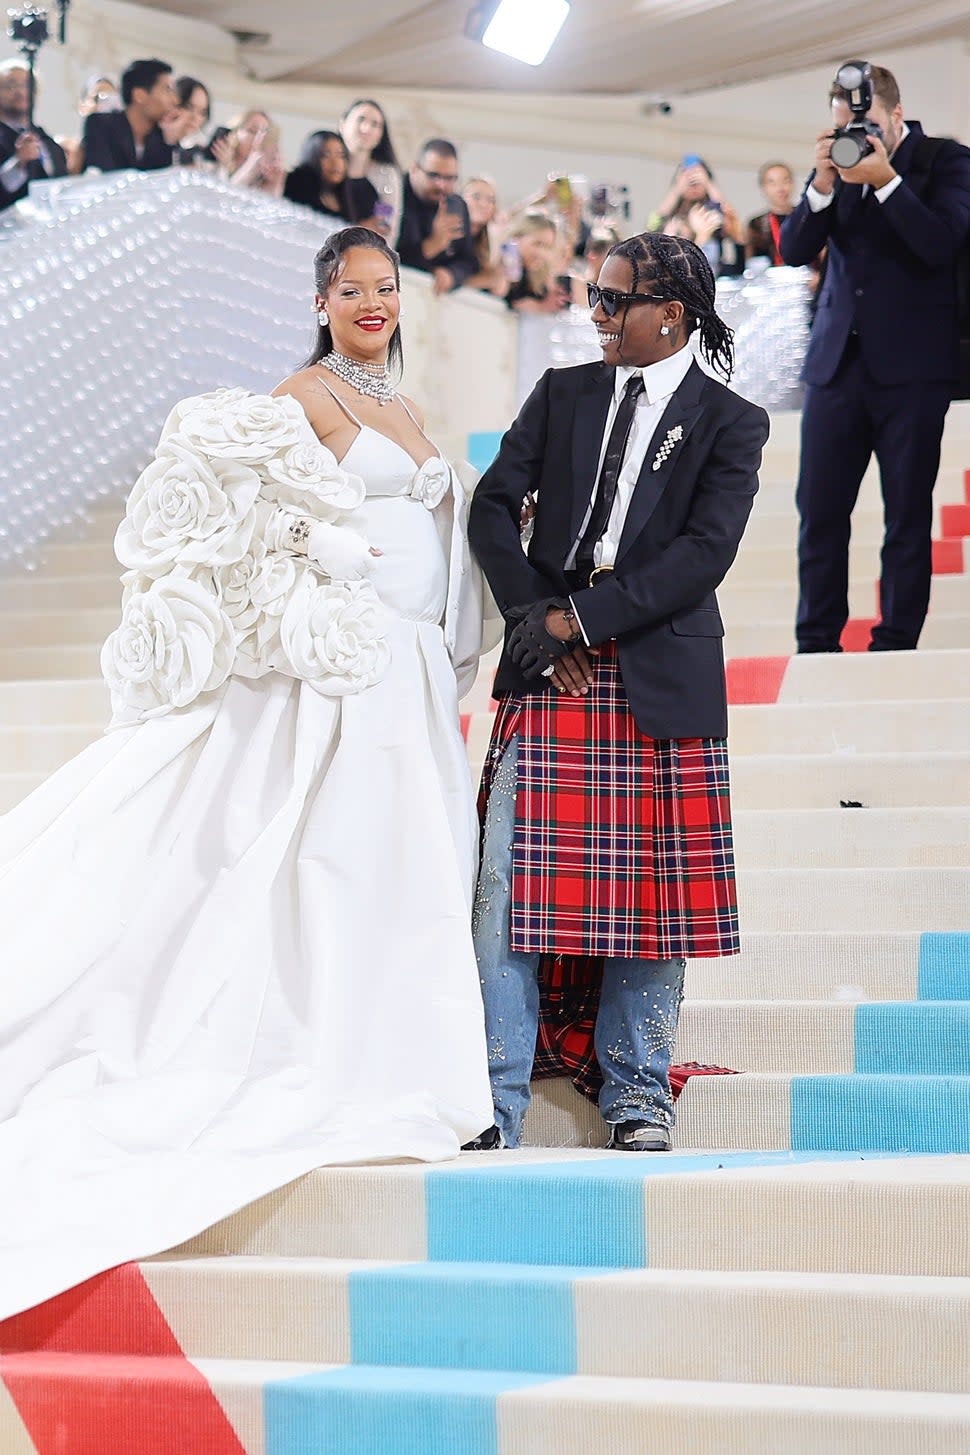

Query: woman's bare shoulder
left=273, top=368, right=342, bottom=424
left=398, top=392, right=425, bottom=428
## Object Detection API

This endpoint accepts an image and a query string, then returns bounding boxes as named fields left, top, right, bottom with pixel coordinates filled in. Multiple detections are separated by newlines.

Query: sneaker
left=607, top=1120, right=672, bottom=1152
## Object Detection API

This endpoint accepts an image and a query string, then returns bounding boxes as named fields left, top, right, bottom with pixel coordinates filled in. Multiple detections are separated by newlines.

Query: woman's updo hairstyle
left=303, top=226, right=404, bottom=376
left=608, top=232, right=735, bottom=380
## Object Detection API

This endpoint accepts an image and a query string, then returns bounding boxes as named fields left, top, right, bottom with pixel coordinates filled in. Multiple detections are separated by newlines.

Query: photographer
left=0, top=58, right=66, bottom=210
left=781, top=64, right=970, bottom=653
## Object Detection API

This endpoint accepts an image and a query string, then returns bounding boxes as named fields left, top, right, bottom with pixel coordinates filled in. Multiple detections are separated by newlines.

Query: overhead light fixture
left=466, top=0, right=571, bottom=67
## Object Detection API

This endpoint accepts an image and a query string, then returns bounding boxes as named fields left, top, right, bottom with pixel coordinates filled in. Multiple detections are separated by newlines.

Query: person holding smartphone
left=649, top=155, right=745, bottom=277
left=399, top=138, right=479, bottom=295
left=209, top=110, right=285, bottom=197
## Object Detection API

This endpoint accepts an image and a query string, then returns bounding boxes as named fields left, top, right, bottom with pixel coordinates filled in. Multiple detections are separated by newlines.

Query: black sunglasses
left=587, top=283, right=667, bottom=318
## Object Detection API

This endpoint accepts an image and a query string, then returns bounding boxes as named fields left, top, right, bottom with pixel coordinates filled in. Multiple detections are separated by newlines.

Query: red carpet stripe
left=941, top=503, right=970, bottom=538
left=932, top=538, right=964, bottom=573
left=725, top=654, right=788, bottom=704
left=839, top=618, right=878, bottom=653
left=0, top=1354, right=247, bottom=1455
left=0, top=1268, right=245, bottom=1455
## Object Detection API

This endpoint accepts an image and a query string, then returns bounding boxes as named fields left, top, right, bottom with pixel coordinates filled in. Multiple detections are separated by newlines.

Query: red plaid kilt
left=478, top=642, right=740, bottom=960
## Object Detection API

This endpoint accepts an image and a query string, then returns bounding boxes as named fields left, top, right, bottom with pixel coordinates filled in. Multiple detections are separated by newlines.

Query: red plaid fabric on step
left=479, top=642, right=740, bottom=960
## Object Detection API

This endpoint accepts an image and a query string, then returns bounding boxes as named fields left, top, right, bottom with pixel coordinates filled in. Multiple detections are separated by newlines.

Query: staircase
left=2, top=407, right=970, bottom=1451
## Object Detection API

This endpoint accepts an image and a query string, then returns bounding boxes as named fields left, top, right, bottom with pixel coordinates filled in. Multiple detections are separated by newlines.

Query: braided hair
left=607, top=232, right=735, bottom=380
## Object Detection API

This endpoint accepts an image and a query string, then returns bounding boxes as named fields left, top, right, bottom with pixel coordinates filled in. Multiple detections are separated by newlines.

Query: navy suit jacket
left=780, top=121, right=970, bottom=387
left=468, top=360, right=769, bottom=740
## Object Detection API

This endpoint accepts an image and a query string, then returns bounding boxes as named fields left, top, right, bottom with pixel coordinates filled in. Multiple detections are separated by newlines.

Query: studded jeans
left=472, top=735, right=687, bottom=1148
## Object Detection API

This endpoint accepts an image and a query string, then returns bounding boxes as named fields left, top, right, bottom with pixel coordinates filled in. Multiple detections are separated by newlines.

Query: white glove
left=306, top=520, right=376, bottom=582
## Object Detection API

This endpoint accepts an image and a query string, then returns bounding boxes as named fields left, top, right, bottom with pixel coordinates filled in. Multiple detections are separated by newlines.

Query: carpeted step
left=8, top=1256, right=968, bottom=1396
left=0, top=607, right=117, bottom=648
left=171, top=1151, right=970, bottom=1275
left=525, top=1070, right=970, bottom=1156
left=0, top=677, right=107, bottom=726
left=0, top=572, right=120, bottom=611
left=686, top=930, right=970, bottom=1003
left=720, top=572, right=970, bottom=620
left=725, top=612, right=969, bottom=657
left=0, top=642, right=101, bottom=680
left=727, top=698, right=970, bottom=755
left=676, top=999, right=970, bottom=1074
left=736, top=866, right=970, bottom=931
left=732, top=807, right=970, bottom=867
left=776, top=648, right=970, bottom=703
left=729, top=750, right=970, bottom=808
left=6, top=1353, right=968, bottom=1455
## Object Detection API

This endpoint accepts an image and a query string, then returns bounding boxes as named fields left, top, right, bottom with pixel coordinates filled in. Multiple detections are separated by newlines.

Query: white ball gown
left=0, top=387, right=498, bottom=1319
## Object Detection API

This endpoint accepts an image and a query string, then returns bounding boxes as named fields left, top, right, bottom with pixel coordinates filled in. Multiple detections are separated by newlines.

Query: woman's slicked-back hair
left=303, top=226, right=404, bottom=375
left=607, top=232, right=735, bottom=380
left=341, top=98, right=399, bottom=169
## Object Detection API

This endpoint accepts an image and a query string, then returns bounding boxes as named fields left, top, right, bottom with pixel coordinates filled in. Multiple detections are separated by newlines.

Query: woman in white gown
left=0, top=227, right=496, bottom=1319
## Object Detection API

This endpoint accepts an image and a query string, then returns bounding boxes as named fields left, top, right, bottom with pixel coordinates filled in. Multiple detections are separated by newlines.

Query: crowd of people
left=0, top=53, right=799, bottom=310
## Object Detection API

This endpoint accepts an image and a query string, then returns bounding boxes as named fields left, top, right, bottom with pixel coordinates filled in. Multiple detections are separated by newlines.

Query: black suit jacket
left=0, top=121, right=67, bottom=209
left=780, top=121, right=970, bottom=387
left=397, top=178, right=478, bottom=289
left=468, top=360, right=769, bottom=739
left=82, top=111, right=174, bottom=173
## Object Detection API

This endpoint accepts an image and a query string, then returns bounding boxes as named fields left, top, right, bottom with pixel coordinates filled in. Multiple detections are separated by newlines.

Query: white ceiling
left=138, top=0, right=970, bottom=94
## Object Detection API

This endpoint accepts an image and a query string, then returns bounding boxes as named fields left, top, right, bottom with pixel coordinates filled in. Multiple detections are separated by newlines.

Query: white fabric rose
left=216, top=540, right=301, bottom=676
left=262, top=441, right=366, bottom=518
left=279, top=575, right=389, bottom=697
left=163, top=390, right=311, bottom=466
left=408, top=457, right=452, bottom=510
left=102, top=575, right=236, bottom=724
left=115, top=440, right=261, bottom=572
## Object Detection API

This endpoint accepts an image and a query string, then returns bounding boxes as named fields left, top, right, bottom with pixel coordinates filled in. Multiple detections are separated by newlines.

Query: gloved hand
left=306, top=520, right=376, bottom=582
left=507, top=597, right=577, bottom=680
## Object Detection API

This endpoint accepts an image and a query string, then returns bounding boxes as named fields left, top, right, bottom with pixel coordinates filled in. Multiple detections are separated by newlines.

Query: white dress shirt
left=565, top=346, right=694, bottom=647
left=806, top=121, right=909, bottom=212
left=567, top=345, right=695, bottom=573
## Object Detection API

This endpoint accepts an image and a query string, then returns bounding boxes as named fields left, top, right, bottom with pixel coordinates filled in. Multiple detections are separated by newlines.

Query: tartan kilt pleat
left=478, top=643, right=740, bottom=961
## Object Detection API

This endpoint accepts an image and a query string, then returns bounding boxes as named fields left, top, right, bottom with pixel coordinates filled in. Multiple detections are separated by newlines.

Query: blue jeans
left=472, top=737, right=686, bottom=1148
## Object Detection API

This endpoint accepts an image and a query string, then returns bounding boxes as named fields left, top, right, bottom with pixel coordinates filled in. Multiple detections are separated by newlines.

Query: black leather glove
left=507, top=598, right=578, bottom=680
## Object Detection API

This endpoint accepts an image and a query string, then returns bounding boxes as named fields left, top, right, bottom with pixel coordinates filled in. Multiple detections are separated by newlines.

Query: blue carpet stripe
left=425, top=1152, right=904, bottom=1267
left=792, top=1074, right=970, bottom=1152
left=466, top=430, right=503, bottom=475
left=856, top=1002, right=970, bottom=1074
left=349, top=1263, right=577, bottom=1375
left=264, top=1365, right=555, bottom=1455
left=918, top=933, right=970, bottom=1000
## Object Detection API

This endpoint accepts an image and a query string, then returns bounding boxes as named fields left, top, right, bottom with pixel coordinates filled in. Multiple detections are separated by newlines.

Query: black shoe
left=607, top=1120, right=672, bottom=1152
left=461, top=1124, right=504, bottom=1151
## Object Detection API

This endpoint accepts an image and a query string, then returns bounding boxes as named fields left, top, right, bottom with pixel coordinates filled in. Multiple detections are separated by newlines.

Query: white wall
left=3, top=0, right=969, bottom=226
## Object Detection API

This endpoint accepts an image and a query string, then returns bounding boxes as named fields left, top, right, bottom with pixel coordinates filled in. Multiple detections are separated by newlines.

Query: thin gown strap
left=312, top=372, right=365, bottom=430
left=397, top=395, right=441, bottom=460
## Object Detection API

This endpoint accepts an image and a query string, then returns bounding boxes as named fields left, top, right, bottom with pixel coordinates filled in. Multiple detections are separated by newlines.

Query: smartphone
left=681, top=153, right=703, bottom=169
left=553, top=175, right=573, bottom=207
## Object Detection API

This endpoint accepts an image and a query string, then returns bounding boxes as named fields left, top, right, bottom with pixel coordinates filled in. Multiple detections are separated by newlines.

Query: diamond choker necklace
left=319, top=351, right=395, bottom=406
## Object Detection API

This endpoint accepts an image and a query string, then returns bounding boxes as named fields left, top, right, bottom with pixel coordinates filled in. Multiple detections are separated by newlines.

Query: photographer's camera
left=829, top=60, right=883, bottom=169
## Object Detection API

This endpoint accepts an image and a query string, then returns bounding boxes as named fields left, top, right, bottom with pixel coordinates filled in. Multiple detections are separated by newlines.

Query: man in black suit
left=398, top=138, right=478, bottom=295
left=781, top=64, right=970, bottom=652
left=0, top=60, right=67, bottom=211
left=465, top=234, right=768, bottom=1152
left=82, top=58, right=177, bottom=174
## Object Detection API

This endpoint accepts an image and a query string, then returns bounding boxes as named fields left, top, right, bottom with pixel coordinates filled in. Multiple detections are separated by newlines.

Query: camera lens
left=830, top=132, right=866, bottom=169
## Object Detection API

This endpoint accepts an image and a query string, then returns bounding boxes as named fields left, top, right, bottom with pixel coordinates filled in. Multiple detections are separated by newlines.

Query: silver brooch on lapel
left=652, top=424, right=683, bottom=472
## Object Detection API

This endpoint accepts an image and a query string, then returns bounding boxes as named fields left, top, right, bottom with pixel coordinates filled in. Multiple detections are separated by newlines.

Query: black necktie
left=575, top=374, right=645, bottom=576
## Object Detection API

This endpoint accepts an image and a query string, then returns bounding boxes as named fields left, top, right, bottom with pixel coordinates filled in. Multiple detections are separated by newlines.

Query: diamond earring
left=660, top=325, right=670, bottom=336
left=316, top=307, right=329, bottom=326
